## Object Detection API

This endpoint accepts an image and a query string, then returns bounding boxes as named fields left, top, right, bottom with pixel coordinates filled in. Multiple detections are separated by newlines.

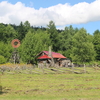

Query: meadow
left=0, top=64, right=100, bottom=100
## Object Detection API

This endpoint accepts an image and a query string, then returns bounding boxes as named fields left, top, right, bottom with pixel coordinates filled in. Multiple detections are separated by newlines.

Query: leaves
left=0, top=42, right=13, bottom=62
left=71, top=28, right=96, bottom=64
left=0, top=21, right=99, bottom=64
left=0, top=55, right=6, bottom=64
left=21, top=30, right=51, bottom=63
left=93, top=30, right=100, bottom=60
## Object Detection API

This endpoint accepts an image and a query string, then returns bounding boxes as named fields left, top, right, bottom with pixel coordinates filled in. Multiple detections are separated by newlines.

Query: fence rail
left=0, top=64, right=100, bottom=74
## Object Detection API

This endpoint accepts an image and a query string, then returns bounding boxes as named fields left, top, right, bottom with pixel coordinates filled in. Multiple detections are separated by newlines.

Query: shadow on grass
left=0, top=85, right=3, bottom=94
left=0, top=86, right=10, bottom=95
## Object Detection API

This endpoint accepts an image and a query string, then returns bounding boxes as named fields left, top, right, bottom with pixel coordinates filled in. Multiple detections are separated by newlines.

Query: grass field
left=0, top=66, right=100, bottom=100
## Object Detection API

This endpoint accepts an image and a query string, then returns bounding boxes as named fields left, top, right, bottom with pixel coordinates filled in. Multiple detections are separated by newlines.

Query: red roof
left=37, top=51, right=66, bottom=59
left=37, top=55, right=51, bottom=59
left=43, top=51, right=66, bottom=58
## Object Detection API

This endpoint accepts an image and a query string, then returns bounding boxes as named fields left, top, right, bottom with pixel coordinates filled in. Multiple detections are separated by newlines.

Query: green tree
left=17, top=22, right=26, bottom=41
left=93, top=30, right=100, bottom=60
left=21, top=30, right=51, bottom=64
left=24, top=21, right=31, bottom=31
left=93, top=30, right=100, bottom=35
left=0, top=42, right=13, bottom=62
left=57, top=25, right=76, bottom=58
left=17, top=21, right=32, bottom=41
left=4, top=25, right=17, bottom=43
left=71, top=28, right=95, bottom=64
left=0, top=23, right=6, bottom=41
left=47, top=21, right=58, bottom=51
left=0, top=55, right=6, bottom=64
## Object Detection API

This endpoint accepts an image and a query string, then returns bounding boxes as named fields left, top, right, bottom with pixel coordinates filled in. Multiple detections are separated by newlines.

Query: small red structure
left=37, top=51, right=71, bottom=68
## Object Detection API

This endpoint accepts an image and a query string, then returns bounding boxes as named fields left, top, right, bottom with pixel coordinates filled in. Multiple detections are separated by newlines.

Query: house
left=37, top=51, right=71, bottom=68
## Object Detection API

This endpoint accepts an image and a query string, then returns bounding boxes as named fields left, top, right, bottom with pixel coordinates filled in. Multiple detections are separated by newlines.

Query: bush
left=0, top=55, right=6, bottom=64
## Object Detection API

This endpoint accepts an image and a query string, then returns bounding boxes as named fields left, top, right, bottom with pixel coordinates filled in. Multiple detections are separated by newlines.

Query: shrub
left=0, top=55, right=6, bottom=64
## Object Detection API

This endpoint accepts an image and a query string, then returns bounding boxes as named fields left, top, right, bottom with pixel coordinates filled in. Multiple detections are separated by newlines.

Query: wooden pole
left=84, top=64, right=86, bottom=73
left=48, top=46, right=52, bottom=57
left=72, top=63, right=74, bottom=73
left=48, top=46, right=55, bottom=67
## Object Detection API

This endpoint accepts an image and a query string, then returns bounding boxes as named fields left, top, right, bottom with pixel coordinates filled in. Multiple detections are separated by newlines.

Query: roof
left=37, top=51, right=66, bottom=59
left=37, top=55, right=51, bottom=59
left=43, top=51, right=66, bottom=58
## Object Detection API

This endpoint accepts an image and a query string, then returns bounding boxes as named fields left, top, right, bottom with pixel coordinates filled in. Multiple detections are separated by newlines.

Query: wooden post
left=84, top=64, right=86, bottom=73
left=48, top=46, right=52, bottom=57
left=42, top=64, right=44, bottom=74
left=48, top=46, right=55, bottom=67
left=14, top=53, right=16, bottom=64
left=72, top=63, right=74, bottom=73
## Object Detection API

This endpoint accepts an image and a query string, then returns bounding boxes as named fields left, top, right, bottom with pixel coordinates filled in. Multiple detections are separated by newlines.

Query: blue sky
left=0, top=0, right=100, bottom=34
left=6, top=0, right=95, bottom=8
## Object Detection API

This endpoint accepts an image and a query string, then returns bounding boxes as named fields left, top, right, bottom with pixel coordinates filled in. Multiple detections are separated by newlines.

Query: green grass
left=0, top=67, right=100, bottom=100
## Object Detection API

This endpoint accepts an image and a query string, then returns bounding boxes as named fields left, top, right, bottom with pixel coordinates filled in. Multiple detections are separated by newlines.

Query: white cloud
left=0, top=0, right=100, bottom=26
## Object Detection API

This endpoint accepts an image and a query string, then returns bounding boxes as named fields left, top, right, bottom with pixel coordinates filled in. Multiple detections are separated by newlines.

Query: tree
left=71, top=28, right=95, bottom=64
left=17, top=22, right=27, bottom=41
left=93, top=30, right=100, bottom=60
left=47, top=21, right=58, bottom=51
left=4, top=25, right=17, bottom=43
left=0, top=23, right=6, bottom=41
left=93, top=30, right=100, bottom=35
left=0, top=55, right=6, bottom=64
left=21, top=30, right=51, bottom=64
left=0, top=42, right=13, bottom=62
left=57, top=25, right=76, bottom=58
left=24, top=21, right=31, bottom=30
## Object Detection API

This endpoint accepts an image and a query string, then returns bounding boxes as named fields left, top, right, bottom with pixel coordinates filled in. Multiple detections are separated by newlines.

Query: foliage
left=17, top=21, right=30, bottom=41
left=0, top=23, right=7, bottom=42
left=0, top=42, right=13, bottom=62
left=93, top=30, right=100, bottom=60
left=57, top=25, right=76, bottom=58
left=4, top=25, right=17, bottom=43
left=47, top=21, right=58, bottom=51
left=0, top=24, right=17, bottom=43
left=0, top=55, right=6, bottom=64
left=71, top=28, right=96, bottom=64
left=0, top=21, right=99, bottom=64
left=21, top=30, right=51, bottom=63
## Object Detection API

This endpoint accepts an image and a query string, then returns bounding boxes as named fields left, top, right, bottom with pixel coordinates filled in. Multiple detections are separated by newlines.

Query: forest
left=0, top=20, right=100, bottom=65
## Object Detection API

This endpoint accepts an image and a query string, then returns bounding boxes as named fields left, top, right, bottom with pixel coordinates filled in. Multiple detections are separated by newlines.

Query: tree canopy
left=0, top=20, right=99, bottom=64
left=71, top=28, right=95, bottom=64
left=21, top=29, right=51, bottom=64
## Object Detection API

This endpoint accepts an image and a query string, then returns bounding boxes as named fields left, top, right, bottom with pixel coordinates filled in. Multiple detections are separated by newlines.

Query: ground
left=0, top=66, right=100, bottom=100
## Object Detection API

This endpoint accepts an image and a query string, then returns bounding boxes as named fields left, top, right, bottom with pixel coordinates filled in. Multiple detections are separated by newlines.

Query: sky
left=0, top=0, right=100, bottom=34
